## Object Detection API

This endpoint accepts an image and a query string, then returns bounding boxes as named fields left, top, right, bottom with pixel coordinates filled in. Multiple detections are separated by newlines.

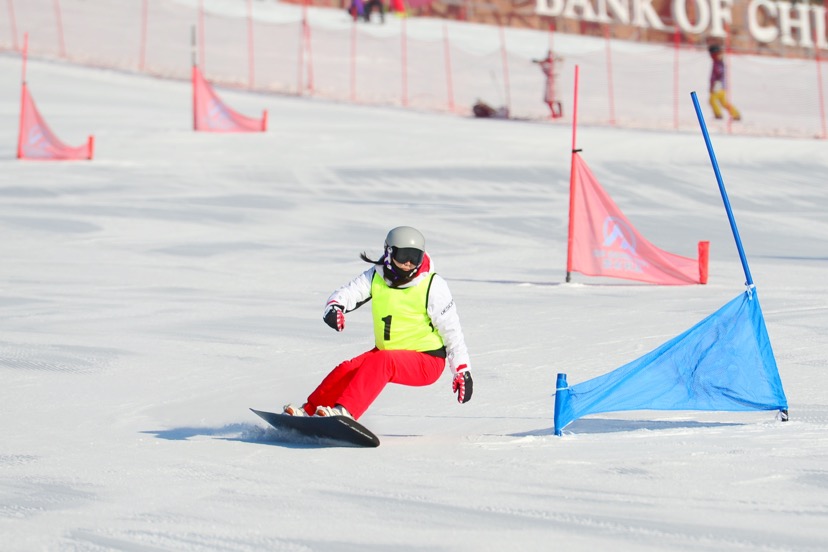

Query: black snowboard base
left=250, top=408, right=380, bottom=448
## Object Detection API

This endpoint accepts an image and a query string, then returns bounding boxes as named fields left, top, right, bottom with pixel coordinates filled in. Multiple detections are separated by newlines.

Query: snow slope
left=1, top=12, right=828, bottom=551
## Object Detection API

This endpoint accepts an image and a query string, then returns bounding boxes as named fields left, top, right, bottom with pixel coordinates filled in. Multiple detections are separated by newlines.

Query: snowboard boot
left=314, top=405, right=353, bottom=419
left=283, top=403, right=309, bottom=416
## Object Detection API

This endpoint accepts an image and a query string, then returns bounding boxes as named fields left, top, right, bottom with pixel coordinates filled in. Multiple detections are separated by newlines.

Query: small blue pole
left=690, top=91, right=754, bottom=287
left=553, top=373, right=568, bottom=436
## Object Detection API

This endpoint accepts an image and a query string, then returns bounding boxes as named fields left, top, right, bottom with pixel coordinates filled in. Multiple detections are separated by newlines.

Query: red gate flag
left=17, top=84, right=94, bottom=160
left=568, top=153, right=708, bottom=285
left=192, top=66, right=267, bottom=132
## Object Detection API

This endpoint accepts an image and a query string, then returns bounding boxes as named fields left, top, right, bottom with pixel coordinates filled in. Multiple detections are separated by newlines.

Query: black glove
left=323, top=304, right=345, bottom=332
left=452, top=368, right=473, bottom=404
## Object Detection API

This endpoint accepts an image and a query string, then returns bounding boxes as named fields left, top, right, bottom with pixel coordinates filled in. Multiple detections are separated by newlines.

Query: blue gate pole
left=690, top=91, right=754, bottom=288
left=553, top=373, right=568, bottom=436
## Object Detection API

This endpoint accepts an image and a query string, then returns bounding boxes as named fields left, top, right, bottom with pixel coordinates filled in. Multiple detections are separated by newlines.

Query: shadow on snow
left=141, top=423, right=365, bottom=449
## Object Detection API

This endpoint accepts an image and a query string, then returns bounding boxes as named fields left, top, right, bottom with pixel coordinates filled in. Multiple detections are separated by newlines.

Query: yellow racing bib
left=371, top=272, right=444, bottom=352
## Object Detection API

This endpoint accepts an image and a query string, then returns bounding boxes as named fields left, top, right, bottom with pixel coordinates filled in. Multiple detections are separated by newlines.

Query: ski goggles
left=392, top=247, right=424, bottom=266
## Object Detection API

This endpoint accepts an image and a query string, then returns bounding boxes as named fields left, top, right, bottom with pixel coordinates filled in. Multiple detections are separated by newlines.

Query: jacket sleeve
left=427, top=274, right=471, bottom=373
left=324, top=267, right=375, bottom=314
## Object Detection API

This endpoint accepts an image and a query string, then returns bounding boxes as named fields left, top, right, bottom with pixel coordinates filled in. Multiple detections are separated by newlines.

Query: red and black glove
left=323, top=303, right=345, bottom=332
left=452, top=366, right=473, bottom=404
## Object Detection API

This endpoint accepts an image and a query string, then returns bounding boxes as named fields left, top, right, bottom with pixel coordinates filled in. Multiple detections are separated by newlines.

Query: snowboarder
left=708, top=43, right=741, bottom=121
left=532, top=50, right=563, bottom=119
left=283, top=226, right=473, bottom=419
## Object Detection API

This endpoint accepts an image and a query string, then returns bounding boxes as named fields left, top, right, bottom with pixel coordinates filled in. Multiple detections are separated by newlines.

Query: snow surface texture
left=2, top=9, right=828, bottom=552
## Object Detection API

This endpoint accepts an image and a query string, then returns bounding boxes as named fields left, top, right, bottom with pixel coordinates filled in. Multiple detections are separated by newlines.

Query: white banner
left=535, top=0, right=828, bottom=49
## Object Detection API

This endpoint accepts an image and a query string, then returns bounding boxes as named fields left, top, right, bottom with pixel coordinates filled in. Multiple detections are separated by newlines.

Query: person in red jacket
left=283, top=226, right=473, bottom=420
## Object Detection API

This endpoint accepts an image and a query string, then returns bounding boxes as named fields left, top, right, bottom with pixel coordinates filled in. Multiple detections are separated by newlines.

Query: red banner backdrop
left=17, top=84, right=94, bottom=160
left=192, top=66, right=267, bottom=132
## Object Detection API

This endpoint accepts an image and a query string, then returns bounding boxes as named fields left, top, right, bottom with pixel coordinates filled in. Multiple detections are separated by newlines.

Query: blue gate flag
left=554, top=288, right=788, bottom=434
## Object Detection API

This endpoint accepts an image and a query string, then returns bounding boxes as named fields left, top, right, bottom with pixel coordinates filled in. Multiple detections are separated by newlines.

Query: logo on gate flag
left=596, top=216, right=652, bottom=275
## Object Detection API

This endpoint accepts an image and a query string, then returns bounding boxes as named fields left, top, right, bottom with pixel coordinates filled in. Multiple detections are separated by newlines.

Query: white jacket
left=324, top=254, right=471, bottom=374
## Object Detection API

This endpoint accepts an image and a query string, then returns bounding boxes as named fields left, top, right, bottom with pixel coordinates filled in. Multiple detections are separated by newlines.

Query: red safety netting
left=1, top=0, right=825, bottom=139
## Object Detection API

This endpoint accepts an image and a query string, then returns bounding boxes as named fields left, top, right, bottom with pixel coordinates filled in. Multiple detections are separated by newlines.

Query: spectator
left=708, top=44, right=741, bottom=121
left=532, top=50, right=563, bottom=119
left=348, top=0, right=364, bottom=21
left=363, top=0, right=385, bottom=23
left=389, top=0, right=405, bottom=15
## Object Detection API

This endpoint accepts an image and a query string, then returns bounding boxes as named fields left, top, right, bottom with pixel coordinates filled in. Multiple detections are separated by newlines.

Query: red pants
left=306, top=348, right=446, bottom=419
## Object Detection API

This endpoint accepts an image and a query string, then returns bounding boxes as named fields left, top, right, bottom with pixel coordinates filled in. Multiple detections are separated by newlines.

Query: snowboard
left=250, top=408, right=380, bottom=448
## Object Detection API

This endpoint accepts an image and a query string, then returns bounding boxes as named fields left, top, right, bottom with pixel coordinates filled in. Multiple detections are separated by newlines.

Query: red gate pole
left=305, top=11, right=314, bottom=93
left=565, top=65, right=581, bottom=283
left=53, top=0, right=67, bottom=58
left=198, top=0, right=206, bottom=73
left=7, top=0, right=19, bottom=51
left=498, top=25, right=511, bottom=111
left=443, top=23, right=455, bottom=112
left=191, top=26, right=197, bottom=130
left=17, top=33, right=28, bottom=159
left=20, top=31, right=27, bottom=83
left=814, top=24, right=827, bottom=139
left=297, top=7, right=305, bottom=95
left=401, top=17, right=408, bottom=107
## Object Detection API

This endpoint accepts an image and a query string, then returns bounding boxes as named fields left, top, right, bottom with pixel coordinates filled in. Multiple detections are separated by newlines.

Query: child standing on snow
left=532, top=50, right=563, bottom=119
left=708, top=44, right=741, bottom=121
left=283, top=226, right=473, bottom=419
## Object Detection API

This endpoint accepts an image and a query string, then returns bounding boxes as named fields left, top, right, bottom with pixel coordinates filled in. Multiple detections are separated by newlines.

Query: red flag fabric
left=569, top=154, right=705, bottom=285
left=17, top=84, right=93, bottom=160
left=192, top=66, right=267, bottom=132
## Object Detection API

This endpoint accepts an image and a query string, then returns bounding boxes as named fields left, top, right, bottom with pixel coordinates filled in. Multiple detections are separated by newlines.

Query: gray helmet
left=385, top=226, right=425, bottom=251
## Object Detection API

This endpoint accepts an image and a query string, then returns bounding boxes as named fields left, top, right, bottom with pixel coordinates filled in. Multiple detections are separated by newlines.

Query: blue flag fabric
left=554, top=289, right=788, bottom=434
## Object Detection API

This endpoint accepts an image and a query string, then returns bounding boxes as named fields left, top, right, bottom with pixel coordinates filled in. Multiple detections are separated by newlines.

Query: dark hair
left=708, top=44, right=722, bottom=54
left=361, top=250, right=419, bottom=287
left=360, top=252, right=382, bottom=265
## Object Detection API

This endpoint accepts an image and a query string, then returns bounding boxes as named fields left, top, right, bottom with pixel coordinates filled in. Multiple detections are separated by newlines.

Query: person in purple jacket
left=708, top=44, right=741, bottom=121
left=347, top=0, right=364, bottom=21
